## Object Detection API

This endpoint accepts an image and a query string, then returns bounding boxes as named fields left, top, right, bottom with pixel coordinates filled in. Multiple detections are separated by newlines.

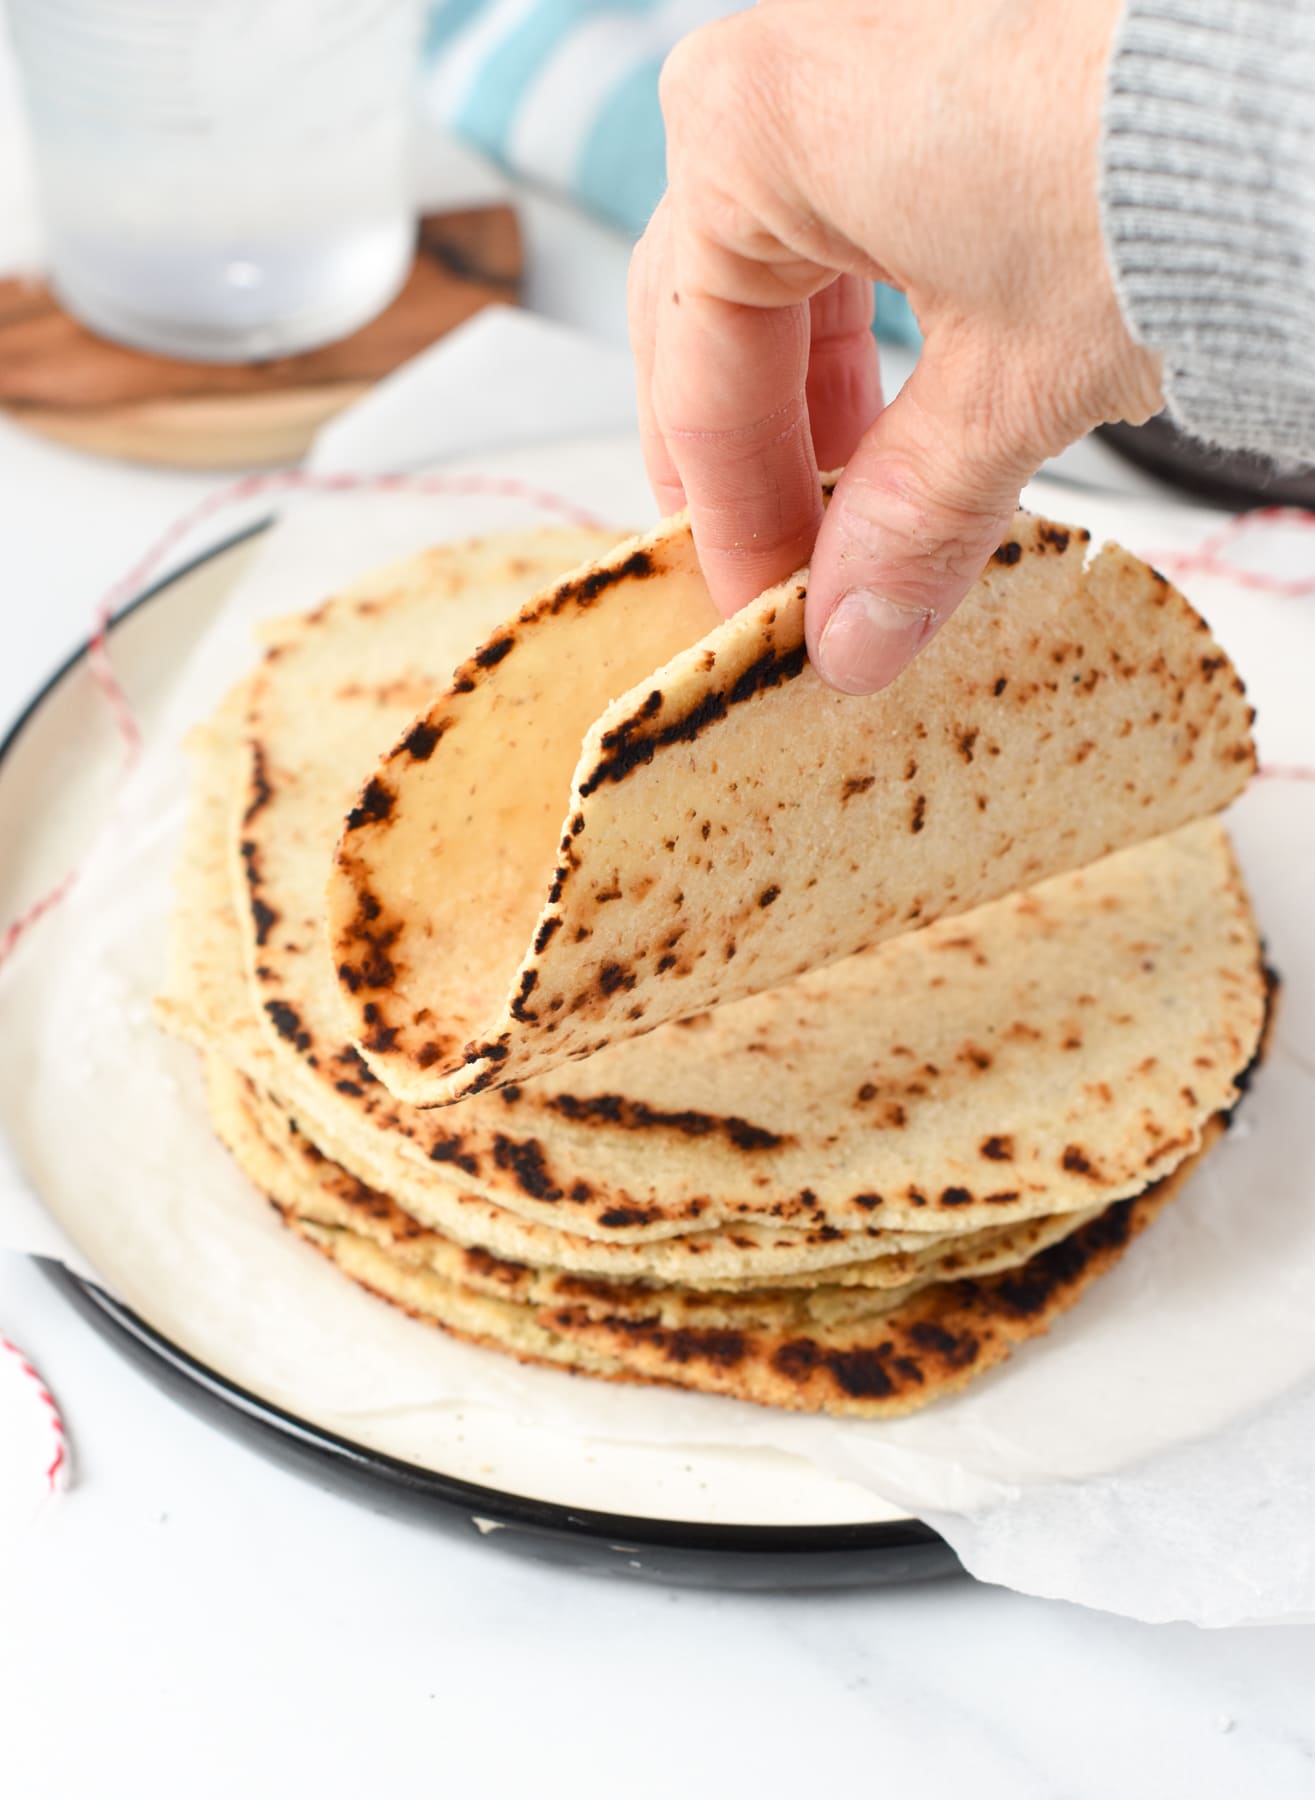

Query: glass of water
left=6, top=0, right=421, bottom=361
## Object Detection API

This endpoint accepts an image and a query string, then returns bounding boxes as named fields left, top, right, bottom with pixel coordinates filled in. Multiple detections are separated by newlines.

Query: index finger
left=652, top=270, right=821, bottom=616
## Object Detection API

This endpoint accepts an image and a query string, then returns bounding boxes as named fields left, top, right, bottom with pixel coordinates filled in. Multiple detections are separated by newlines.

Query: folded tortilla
left=327, top=509, right=1255, bottom=1107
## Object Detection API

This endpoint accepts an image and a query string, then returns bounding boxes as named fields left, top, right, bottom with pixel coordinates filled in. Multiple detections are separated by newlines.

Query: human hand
left=629, top=0, right=1164, bottom=694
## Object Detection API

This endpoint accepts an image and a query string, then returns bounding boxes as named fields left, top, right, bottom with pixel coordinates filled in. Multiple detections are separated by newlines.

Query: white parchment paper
left=2, top=310, right=1313, bottom=1623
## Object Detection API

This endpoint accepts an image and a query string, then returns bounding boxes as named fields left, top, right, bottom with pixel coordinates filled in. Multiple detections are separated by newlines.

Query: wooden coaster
left=0, top=206, right=521, bottom=469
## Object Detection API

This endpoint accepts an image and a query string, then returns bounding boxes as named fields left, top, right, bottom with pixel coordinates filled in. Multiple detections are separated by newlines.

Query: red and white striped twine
left=1, top=1333, right=68, bottom=1496
left=1144, top=504, right=1315, bottom=599
left=0, top=467, right=605, bottom=981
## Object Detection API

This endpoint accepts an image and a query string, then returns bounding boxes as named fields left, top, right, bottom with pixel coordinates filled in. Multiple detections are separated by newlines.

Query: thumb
left=806, top=352, right=1036, bottom=695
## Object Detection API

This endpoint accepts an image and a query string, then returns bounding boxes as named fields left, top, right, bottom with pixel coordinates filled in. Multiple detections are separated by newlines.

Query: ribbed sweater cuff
left=1101, top=0, right=1315, bottom=461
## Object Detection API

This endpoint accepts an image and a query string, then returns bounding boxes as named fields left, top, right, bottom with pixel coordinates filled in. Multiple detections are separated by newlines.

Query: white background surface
left=2, top=30, right=1314, bottom=1800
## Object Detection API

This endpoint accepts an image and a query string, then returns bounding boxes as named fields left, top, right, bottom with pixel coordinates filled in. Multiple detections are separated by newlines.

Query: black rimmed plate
left=0, top=519, right=958, bottom=1590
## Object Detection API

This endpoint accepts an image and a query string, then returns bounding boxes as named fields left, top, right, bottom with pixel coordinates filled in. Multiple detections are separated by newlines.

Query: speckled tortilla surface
left=327, top=508, right=1256, bottom=1106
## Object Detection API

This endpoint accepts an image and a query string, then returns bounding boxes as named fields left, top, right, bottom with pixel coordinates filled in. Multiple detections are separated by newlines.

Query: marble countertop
left=1, top=73, right=1312, bottom=1800
left=5, top=1257, right=1313, bottom=1800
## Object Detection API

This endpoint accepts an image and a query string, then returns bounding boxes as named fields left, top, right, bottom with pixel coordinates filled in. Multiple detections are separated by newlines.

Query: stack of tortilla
left=159, top=508, right=1270, bottom=1417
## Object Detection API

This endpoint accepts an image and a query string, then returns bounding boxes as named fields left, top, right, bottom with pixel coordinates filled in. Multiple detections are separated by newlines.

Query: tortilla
left=221, top=1056, right=1109, bottom=1302
left=214, top=534, right=1265, bottom=1244
left=327, top=508, right=1256, bottom=1106
left=206, top=1043, right=1221, bottom=1419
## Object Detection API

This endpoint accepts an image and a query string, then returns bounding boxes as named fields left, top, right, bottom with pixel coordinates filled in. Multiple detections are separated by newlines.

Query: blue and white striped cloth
left=420, top=0, right=919, bottom=343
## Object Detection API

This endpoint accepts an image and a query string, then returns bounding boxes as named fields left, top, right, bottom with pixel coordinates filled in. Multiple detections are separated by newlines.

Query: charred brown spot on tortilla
left=473, top=633, right=514, bottom=670
left=986, top=1201, right=1137, bottom=1319
left=546, top=866, right=569, bottom=905
left=533, top=546, right=658, bottom=620
left=993, top=677, right=1008, bottom=697
left=939, top=1186, right=974, bottom=1208
left=335, top=885, right=401, bottom=990
left=597, top=960, right=636, bottom=997
left=597, top=1204, right=664, bottom=1229
left=463, top=1245, right=528, bottom=1286
left=333, top=1044, right=378, bottom=1085
left=1061, top=1144, right=1100, bottom=1178
left=1038, top=525, right=1071, bottom=553
left=360, top=1001, right=400, bottom=1055
left=334, top=1078, right=363, bottom=1096
left=452, top=676, right=475, bottom=694
left=593, top=1317, right=750, bottom=1369
left=775, top=1339, right=920, bottom=1400
left=981, top=1134, right=1014, bottom=1161
left=491, top=1134, right=563, bottom=1201
left=1227, top=966, right=1279, bottom=1118
left=401, top=717, right=442, bottom=761
left=578, top=641, right=808, bottom=796
left=264, top=1000, right=311, bottom=1054
left=345, top=776, right=396, bottom=831
left=911, top=794, right=926, bottom=833
left=509, top=968, right=539, bottom=1022
left=533, top=916, right=562, bottom=955
left=426, top=1135, right=480, bottom=1177
left=842, top=775, right=875, bottom=801
left=547, top=1091, right=787, bottom=1152
left=239, top=836, right=263, bottom=894
left=993, top=539, right=1022, bottom=565
left=907, top=1321, right=976, bottom=1365
left=758, top=884, right=781, bottom=908
left=243, top=743, right=273, bottom=823
left=250, top=896, right=279, bottom=947
left=957, top=728, right=979, bottom=763
left=413, top=1041, right=447, bottom=1069
left=655, top=952, right=678, bottom=973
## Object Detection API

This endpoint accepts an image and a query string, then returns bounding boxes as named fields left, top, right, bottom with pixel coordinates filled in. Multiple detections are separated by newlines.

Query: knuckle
left=659, top=12, right=766, bottom=141
left=834, top=459, right=1013, bottom=605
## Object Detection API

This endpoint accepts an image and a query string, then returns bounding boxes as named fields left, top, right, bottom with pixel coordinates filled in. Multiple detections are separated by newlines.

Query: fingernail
left=816, top=591, right=936, bottom=695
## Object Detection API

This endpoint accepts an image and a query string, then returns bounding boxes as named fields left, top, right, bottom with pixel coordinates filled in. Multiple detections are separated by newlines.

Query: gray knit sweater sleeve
left=1100, top=0, right=1315, bottom=462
